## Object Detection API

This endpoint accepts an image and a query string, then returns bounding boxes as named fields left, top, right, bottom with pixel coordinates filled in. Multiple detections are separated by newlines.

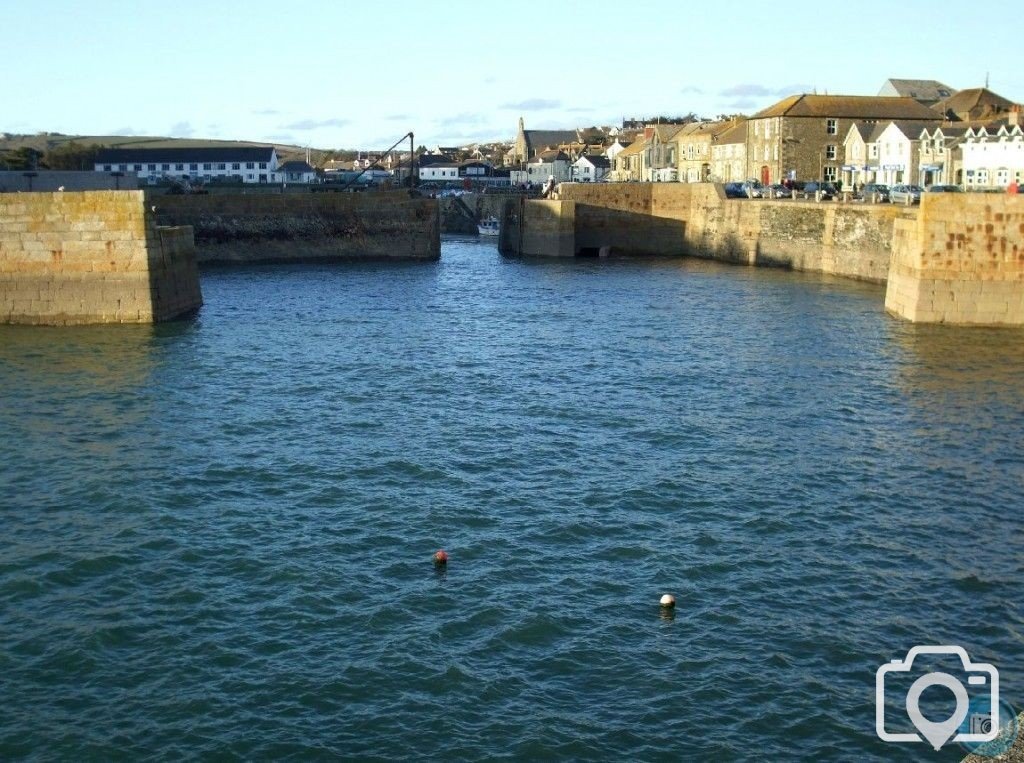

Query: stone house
left=933, top=87, right=1017, bottom=123
left=918, top=124, right=969, bottom=186
left=674, top=120, right=734, bottom=183
left=512, top=117, right=586, bottom=163
left=745, top=94, right=940, bottom=186
left=612, top=139, right=647, bottom=181
left=709, top=120, right=746, bottom=182
left=645, top=124, right=684, bottom=182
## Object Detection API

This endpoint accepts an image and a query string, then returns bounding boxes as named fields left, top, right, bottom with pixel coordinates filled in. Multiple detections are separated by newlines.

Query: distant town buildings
left=80, top=77, right=1022, bottom=192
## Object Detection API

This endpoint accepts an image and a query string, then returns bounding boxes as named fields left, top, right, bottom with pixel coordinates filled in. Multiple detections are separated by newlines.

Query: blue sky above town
left=5, top=0, right=1023, bottom=150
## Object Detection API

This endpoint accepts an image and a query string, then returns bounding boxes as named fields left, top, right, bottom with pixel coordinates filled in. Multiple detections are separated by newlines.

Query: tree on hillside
left=0, top=147, right=44, bottom=170
left=44, top=142, right=103, bottom=170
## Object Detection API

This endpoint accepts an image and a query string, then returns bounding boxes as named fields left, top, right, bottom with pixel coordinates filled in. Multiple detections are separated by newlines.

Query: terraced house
left=709, top=120, right=746, bottom=182
left=744, top=94, right=940, bottom=186
left=95, top=146, right=281, bottom=184
left=961, top=113, right=1024, bottom=190
left=673, top=119, right=735, bottom=183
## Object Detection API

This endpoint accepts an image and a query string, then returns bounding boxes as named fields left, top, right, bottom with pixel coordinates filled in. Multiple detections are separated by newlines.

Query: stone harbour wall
left=0, top=191, right=201, bottom=325
left=885, top=193, right=1024, bottom=325
left=556, top=183, right=900, bottom=282
left=152, top=190, right=440, bottom=263
left=510, top=183, right=1024, bottom=324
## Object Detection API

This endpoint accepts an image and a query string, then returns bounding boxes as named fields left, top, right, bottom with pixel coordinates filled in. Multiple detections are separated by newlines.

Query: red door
left=761, top=165, right=770, bottom=185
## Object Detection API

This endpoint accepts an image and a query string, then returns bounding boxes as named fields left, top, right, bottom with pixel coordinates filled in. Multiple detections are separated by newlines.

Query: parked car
left=763, top=183, right=791, bottom=199
left=861, top=183, right=890, bottom=202
left=889, top=184, right=923, bottom=204
left=801, top=181, right=839, bottom=200
left=740, top=180, right=764, bottom=198
left=925, top=184, right=962, bottom=193
left=723, top=182, right=748, bottom=199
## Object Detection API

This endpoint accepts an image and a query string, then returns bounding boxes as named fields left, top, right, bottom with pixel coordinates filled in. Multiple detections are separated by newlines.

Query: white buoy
left=660, top=594, right=676, bottom=608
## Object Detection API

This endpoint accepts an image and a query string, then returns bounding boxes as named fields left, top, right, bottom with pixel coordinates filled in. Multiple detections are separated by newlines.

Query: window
left=119, top=164, right=127, bottom=172
left=232, top=163, right=240, bottom=170
left=825, top=145, right=837, bottom=160
left=217, top=163, right=226, bottom=170
left=246, top=162, right=255, bottom=169
left=148, top=164, right=156, bottom=171
left=190, top=163, right=198, bottom=171
left=133, top=164, right=142, bottom=172
left=162, top=164, right=170, bottom=171
left=996, top=168, right=1009, bottom=186
left=203, top=163, right=211, bottom=170
left=977, top=169, right=989, bottom=185
left=103, top=164, right=112, bottom=171
left=827, top=119, right=838, bottom=135
left=259, top=162, right=267, bottom=169
left=869, top=145, right=878, bottom=159
left=175, top=163, right=184, bottom=171
left=823, top=166, right=837, bottom=181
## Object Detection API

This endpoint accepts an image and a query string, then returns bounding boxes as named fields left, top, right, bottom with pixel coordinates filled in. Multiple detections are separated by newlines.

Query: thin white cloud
left=170, top=121, right=195, bottom=137
left=719, top=83, right=812, bottom=98
left=282, top=118, right=350, bottom=130
left=500, top=98, right=561, bottom=110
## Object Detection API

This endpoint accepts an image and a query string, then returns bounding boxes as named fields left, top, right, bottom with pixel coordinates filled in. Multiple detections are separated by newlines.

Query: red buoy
left=433, top=550, right=449, bottom=565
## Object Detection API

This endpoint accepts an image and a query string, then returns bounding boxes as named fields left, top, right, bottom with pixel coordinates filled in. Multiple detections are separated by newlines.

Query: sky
left=4, top=0, right=1023, bottom=151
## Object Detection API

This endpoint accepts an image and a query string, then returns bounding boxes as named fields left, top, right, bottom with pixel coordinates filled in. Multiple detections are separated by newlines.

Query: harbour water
left=2, top=237, right=1023, bottom=760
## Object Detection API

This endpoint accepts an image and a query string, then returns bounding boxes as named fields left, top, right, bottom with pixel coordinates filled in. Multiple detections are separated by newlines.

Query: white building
left=961, top=117, right=1024, bottom=190
left=418, top=162, right=460, bottom=182
left=277, top=160, right=317, bottom=184
left=571, top=155, right=610, bottom=182
left=95, top=146, right=281, bottom=184
left=605, top=139, right=632, bottom=165
left=528, top=150, right=571, bottom=183
left=874, top=122, right=924, bottom=187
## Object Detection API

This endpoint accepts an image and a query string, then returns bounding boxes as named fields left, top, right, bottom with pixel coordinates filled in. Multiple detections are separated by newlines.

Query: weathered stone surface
left=150, top=191, right=440, bottom=263
left=885, top=194, right=1024, bottom=325
left=510, top=183, right=1024, bottom=325
left=0, top=191, right=202, bottom=325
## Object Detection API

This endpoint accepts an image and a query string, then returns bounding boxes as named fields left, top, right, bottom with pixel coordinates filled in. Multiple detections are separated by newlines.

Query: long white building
left=94, top=146, right=287, bottom=184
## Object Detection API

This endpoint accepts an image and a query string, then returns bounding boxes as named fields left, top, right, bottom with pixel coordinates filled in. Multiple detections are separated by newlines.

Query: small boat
left=477, top=216, right=500, bottom=236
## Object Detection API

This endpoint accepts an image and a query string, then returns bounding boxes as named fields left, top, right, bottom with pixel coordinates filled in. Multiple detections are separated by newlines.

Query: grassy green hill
left=0, top=133, right=343, bottom=166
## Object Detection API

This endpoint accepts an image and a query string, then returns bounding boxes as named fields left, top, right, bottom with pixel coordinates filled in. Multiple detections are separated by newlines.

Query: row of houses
left=94, top=146, right=317, bottom=185
left=515, top=81, right=1024, bottom=191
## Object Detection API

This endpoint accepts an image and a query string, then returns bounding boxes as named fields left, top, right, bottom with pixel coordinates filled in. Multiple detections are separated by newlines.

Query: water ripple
left=1, top=240, right=1023, bottom=760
